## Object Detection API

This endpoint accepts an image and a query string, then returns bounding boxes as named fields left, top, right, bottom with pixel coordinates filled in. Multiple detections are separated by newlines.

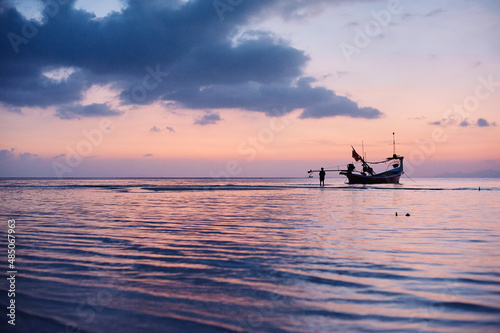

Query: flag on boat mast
left=352, top=147, right=361, bottom=162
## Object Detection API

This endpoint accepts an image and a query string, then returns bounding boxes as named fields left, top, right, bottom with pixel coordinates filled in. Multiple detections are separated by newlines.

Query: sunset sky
left=1, top=0, right=499, bottom=177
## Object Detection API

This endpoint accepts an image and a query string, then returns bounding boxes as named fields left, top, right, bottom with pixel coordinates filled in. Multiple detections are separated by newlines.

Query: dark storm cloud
left=0, top=0, right=382, bottom=119
left=55, top=103, right=122, bottom=120
left=1, top=104, right=22, bottom=113
left=171, top=77, right=382, bottom=119
left=0, top=62, right=88, bottom=107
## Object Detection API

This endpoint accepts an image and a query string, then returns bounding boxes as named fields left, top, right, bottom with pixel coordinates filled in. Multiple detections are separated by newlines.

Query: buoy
left=395, top=212, right=398, bottom=216
left=406, top=213, right=410, bottom=216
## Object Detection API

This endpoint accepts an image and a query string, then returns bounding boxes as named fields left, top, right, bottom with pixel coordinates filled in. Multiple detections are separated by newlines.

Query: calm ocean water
left=1, top=177, right=499, bottom=333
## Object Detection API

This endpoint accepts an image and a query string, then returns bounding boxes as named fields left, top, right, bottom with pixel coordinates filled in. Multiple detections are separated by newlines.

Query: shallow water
left=1, top=178, right=499, bottom=332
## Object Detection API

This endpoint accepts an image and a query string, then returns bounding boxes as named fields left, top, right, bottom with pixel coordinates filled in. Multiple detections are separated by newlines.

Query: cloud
left=0, top=63, right=88, bottom=108
left=149, top=125, right=176, bottom=133
left=425, top=9, right=444, bottom=17
left=0, top=0, right=383, bottom=120
left=1, top=104, right=22, bottom=114
left=149, top=126, right=163, bottom=133
left=19, top=152, right=39, bottom=160
left=195, top=111, right=222, bottom=126
left=459, top=119, right=470, bottom=127
left=430, top=117, right=497, bottom=128
left=299, top=98, right=382, bottom=119
left=0, top=148, right=15, bottom=161
left=0, top=148, right=40, bottom=162
left=55, top=103, right=121, bottom=120
left=267, top=0, right=360, bottom=21
left=401, top=13, right=413, bottom=21
left=403, top=8, right=444, bottom=22
left=477, top=118, right=495, bottom=127
left=336, top=71, right=350, bottom=78
left=173, top=77, right=382, bottom=118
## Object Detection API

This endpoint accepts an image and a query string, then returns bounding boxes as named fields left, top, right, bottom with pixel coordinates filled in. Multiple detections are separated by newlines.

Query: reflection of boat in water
left=308, top=133, right=404, bottom=185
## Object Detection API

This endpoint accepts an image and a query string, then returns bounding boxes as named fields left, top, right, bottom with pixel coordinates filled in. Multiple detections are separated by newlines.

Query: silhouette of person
left=319, top=167, right=326, bottom=186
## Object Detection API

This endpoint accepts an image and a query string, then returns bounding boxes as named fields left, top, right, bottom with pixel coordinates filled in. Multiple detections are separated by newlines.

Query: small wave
left=273, top=270, right=371, bottom=289
left=1, top=179, right=498, bottom=192
left=295, top=308, right=500, bottom=327
left=142, top=185, right=288, bottom=192
left=440, top=301, right=500, bottom=314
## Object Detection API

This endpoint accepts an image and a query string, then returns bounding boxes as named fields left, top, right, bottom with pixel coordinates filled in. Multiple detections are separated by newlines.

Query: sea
left=0, top=177, right=499, bottom=333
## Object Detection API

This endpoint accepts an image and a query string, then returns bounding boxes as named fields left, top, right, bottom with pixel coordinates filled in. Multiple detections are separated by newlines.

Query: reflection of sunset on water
left=2, top=178, right=499, bottom=332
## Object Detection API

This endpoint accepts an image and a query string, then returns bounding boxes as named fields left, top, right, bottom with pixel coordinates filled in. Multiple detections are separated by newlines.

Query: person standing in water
left=319, top=167, right=326, bottom=186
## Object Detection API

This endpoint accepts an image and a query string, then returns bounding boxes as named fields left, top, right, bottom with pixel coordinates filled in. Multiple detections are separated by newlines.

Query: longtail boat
left=308, top=133, right=404, bottom=185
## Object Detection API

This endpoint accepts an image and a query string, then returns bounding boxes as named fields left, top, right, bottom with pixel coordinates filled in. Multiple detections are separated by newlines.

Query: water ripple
left=1, top=178, right=500, bottom=332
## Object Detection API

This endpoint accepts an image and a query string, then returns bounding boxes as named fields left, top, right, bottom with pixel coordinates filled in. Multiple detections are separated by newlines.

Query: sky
left=0, top=0, right=499, bottom=178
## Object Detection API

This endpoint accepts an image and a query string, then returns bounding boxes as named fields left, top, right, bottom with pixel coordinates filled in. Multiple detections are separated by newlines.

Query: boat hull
left=343, top=171, right=402, bottom=184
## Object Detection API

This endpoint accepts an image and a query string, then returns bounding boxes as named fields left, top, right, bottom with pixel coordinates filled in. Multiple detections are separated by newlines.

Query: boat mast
left=392, top=132, right=396, bottom=156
